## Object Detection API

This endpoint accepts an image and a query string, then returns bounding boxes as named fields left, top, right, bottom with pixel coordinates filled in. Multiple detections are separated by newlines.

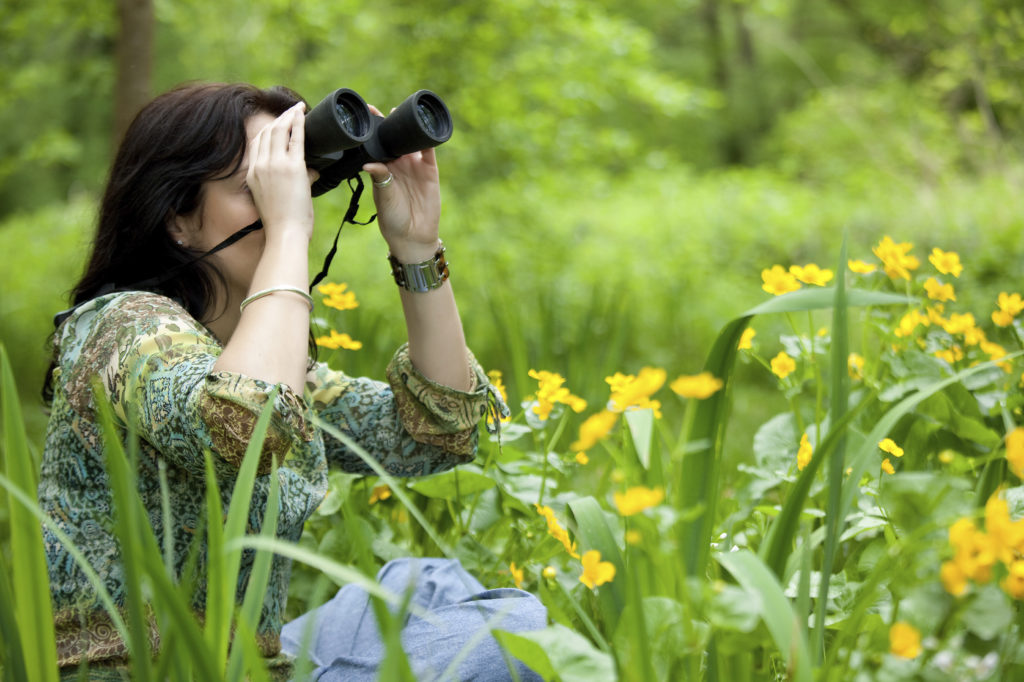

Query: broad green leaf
left=716, top=550, right=813, bottom=682
left=963, top=584, right=1014, bottom=640
left=493, top=624, right=616, bottom=682
left=409, top=466, right=496, bottom=499
left=567, top=497, right=626, bottom=630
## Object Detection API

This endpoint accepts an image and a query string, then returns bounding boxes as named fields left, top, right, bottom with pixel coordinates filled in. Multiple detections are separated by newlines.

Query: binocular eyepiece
left=304, top=89, right=453, bottom=197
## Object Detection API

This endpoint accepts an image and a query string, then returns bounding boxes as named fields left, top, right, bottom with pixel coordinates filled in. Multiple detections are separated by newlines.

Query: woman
left=39, top=82, right=543, bottom=680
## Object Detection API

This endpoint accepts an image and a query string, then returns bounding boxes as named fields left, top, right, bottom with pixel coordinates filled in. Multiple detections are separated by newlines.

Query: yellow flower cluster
left=535, top=503, right=579, bottom=557
left=992, top=292, right=1024, bottom=328
left=579, top=550, right=616, bottom=589
left=606, top=368, right=666, bottom=416
left=317, top=282, right=359, bottom=311
left=873, top=236, right=920, bottom=280
left=760, top=262, right=834, bottom=296
left=940, top=492, right=1024, bottom=599
left=527, top=370, right=587, bottom=421
left=613, top=485, right=665, bottom=516
left=315, top=330, right=363, bottom=350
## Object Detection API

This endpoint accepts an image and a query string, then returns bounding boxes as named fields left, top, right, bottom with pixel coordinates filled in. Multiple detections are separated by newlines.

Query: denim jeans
left=281, top=558, right=547, bottom=681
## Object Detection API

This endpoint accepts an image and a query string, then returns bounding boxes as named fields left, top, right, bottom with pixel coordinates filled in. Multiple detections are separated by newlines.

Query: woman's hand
left=246, top=102, right=316, bottom=245
left=363, top=105, right=442, bottom=263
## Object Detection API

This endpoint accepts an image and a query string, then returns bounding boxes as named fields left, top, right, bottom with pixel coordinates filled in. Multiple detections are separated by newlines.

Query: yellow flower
left=509, top=562, right=524, bottom=589
left=848, top=259, right=877, bottom=274
left=613, top=486, right=665, bottom=516
left=315, top=330, right=363, bottom=350
left=929, top=248, right=963, bottom=278
left=848, top=353, right=865, bottom=380
left=317, top=282, right=360, bottom=311
left=669, top=372, right=724, bottom=399
left=881, top=458, right=895, bottom=475
left=738, top=327, right=756, bottom=350
left=606, top=368, right=665, bottom=417
left=1007, top=427, right=1024, bottom=479
left=938, top=450, right=955, bottom=464
left=761, top=265, right=802, bottom=296
left=941, top=560, right=968, bottom=596
left=527, top=370, right=587, bottom=421
left=924, top=277, right=956, bottom=303
left=575, top=452, right=590, bottom=465
left=934, top=346, right=964, bottom=364
left=1002, top=560, right=1024, bottom=600
left=541, top=566, right=557, bottom=580
left=570, top=410, right=619, bottom=453
left=889, top=622, right=921, bottom=659
left=878, top=438, right=904, bottom=458
left=770, top=352, right=796, bottom=380
left=535, top=504, right=579, bottom=558
left=873, top=236, right=920, bottom=280
left=368, top=485, right=391, bottom=505
left=894, top=309, right=929, bottom=338
left=625, top=529, right=643, bottom=545
left=949, top=517, right=997, bottom=584
left=993, top=309, right=1015, bottom=327
left=579, top=550, right=616, bottom=590
left=789, top=263, right=834, bottom=286
left=981, top=341, right=1013, bottom=373
left=998, top=292, right=1024, bottom=316
left=796, top=433, right=813, bottom=471
left=941, top=312, right=977, bottom=336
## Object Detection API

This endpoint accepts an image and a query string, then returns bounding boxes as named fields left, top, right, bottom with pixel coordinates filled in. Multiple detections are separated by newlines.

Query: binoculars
left=304, top=89, right=453, bottom=197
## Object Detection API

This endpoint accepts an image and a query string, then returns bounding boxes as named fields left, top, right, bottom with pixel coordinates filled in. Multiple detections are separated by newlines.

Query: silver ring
left=373, top=172, right=394, bottom=188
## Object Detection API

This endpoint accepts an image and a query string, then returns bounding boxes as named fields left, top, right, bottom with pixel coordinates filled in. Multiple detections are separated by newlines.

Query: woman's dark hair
left=43, top=82, right=305, bottom=402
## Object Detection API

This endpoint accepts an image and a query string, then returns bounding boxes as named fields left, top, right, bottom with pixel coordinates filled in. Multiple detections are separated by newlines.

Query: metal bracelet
left=388, top=243, right=450, bottom=293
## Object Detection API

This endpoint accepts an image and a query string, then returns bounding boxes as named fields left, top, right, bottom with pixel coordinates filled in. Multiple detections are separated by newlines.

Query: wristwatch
left=388, top=243, right=450, bottom=293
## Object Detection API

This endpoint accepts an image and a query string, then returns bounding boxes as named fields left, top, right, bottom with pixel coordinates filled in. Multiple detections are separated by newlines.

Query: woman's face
left=173, top=112, right=276, bottom=303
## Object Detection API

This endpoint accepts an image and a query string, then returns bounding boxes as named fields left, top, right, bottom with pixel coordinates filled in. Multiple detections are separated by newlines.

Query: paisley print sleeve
left=63, top=292, right=313, bottom=477
left=306, top=344, right=494, bottom=476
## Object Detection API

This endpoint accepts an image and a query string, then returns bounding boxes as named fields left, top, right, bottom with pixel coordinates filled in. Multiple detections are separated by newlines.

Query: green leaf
left=716, top=550, right=813, bottom=682
left=409, top=466, right=496, bottom=499
left=624, top=408, right=654, bottom=469
left=493, top=624, right=616, bottom=682
left=567, top=497, right=626, bottom=631
left=963, top=584, right=1014, bottom=640
left=613, top=596, right=688, bottom=679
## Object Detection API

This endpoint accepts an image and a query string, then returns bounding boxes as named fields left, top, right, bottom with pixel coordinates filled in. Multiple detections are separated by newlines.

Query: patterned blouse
left=39, top=291, right=500, bottom=678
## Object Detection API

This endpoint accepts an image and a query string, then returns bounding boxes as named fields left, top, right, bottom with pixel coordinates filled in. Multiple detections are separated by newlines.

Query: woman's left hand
left=363, top=106, right=442, bottom=263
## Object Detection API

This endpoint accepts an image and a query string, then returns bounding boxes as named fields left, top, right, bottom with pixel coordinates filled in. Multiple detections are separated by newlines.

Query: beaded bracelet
left=239, top=286, right=314, bottom=313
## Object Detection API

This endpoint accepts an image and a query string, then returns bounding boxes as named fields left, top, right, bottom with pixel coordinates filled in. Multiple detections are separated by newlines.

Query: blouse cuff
left=385, top=344, right=495, bottom=455
left=200, top=371, right=314, bottom=474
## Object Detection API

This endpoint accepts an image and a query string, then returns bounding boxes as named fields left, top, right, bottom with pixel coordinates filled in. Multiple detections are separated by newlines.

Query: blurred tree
left=113, top=0, right=153, bottom=145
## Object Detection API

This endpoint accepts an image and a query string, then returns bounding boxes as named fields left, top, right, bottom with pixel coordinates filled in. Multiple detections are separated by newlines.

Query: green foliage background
left=2, top=0, right=1023, bottom=447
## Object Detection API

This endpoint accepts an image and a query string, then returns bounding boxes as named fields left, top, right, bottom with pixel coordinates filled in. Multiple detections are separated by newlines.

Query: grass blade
left=815, top=237, right=850, bottom=661
left=567, top=496, right=626, bottom=631
left=1, top=345, right=58, bottom=682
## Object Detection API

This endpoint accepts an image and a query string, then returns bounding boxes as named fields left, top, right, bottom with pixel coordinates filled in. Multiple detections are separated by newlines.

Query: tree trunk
left=113, top=0, right=154, bottom=146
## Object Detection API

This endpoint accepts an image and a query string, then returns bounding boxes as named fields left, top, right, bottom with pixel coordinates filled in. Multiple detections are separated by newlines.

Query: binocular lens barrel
left=306, top=88, right=453, bottom=197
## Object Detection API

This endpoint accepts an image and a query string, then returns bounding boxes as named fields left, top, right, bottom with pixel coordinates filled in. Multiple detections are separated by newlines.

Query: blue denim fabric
left=282, top=558, right=547, bottom=681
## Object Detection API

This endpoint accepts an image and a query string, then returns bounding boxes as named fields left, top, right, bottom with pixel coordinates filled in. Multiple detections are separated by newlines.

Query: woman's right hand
left=245, top=102, right=315, bottom=245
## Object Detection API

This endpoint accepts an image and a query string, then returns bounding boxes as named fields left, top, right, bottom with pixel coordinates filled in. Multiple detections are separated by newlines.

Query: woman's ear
left=167, top=212, right=195, bottom=248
